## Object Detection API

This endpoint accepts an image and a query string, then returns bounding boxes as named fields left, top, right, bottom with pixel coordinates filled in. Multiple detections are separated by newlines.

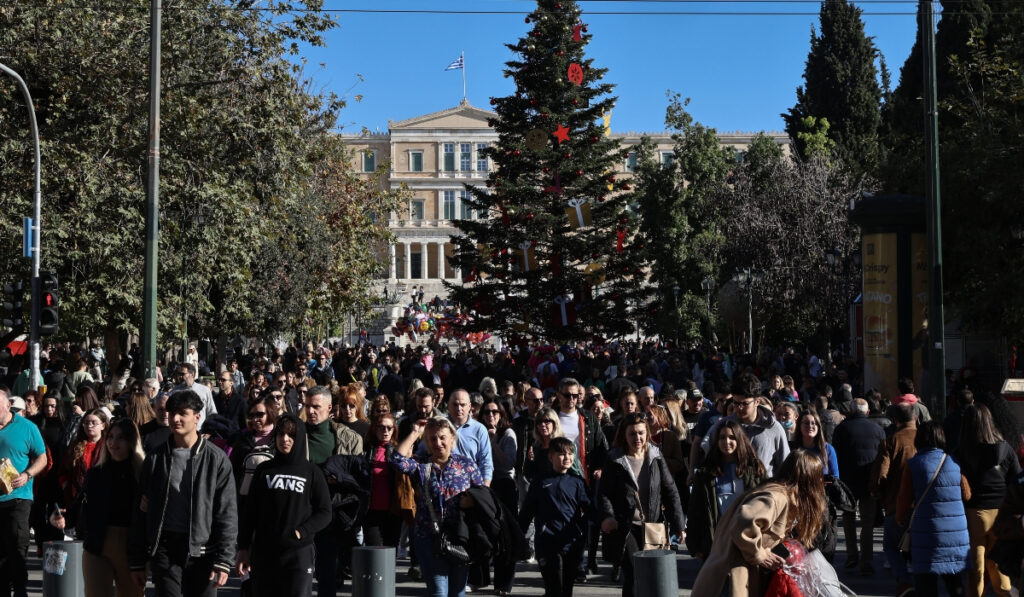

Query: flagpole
left=461, top=51, right=467, bottom=101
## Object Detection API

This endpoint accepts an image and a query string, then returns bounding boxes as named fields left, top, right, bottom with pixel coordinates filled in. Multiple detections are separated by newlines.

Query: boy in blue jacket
left=519, top=437, right=593, bottom=597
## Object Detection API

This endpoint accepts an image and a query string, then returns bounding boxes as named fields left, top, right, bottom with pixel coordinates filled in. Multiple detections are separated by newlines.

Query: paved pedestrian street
left=26, top=526, right=902, bottom=597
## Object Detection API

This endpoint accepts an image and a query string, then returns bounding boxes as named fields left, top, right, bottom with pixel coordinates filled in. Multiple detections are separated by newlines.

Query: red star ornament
left=553, top=124, right=570, bottom=145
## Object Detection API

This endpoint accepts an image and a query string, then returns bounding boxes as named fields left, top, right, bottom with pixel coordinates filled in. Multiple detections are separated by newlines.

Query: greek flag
left=445, top=55, right=464, bottom=71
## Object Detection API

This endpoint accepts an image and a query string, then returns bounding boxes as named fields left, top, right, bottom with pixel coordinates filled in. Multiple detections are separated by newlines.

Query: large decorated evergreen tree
left=447, top=0, right=645, bottom=344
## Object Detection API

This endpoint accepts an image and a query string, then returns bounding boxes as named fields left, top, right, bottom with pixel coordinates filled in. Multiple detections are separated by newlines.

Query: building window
left=443, top=143, right=455, bottom=172
left=625, top=151, right=637, bottom=172
left=734, top=150, right=746, bottom=164
left=410, top=200, right=425, bottom=220
left=459, top=190, right=474, bottom=219
left=476, top=143, right=488, bottom=172
left=660, top=151, right=674, bottom=168
left=443, top=191, right=456, bottom=220
left=460, top=143, right=472, bottom=171
left=409, top=150, right=423, bottom=172
left=362, top=150, right=376, bottom=172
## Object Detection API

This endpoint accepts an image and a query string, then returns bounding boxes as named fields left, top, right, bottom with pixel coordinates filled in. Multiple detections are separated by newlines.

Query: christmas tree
left=447, top=0, right=646, bottom=344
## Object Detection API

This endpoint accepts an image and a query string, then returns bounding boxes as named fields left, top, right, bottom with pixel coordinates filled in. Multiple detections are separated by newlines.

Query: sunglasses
left=248, top=412, right=267, bottom=419
left=483, top=409, right=501, bottom=415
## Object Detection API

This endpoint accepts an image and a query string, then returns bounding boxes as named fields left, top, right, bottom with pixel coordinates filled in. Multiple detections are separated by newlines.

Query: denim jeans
left=882, top=513, right=911, bottom=586
left=414, top=534, right=469, bottom=597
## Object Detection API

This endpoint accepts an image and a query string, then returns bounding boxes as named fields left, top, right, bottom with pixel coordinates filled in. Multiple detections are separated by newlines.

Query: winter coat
left=832, top=412, right=885, bottom=499
left=686, top=462, right=765, bottom=560
left=448, top=485, right=528, bottom=565
left=690, top=483, right=792, bottom=597
left=598, top=445, right=684, bottom=563
left=870, top=424, right=917, bottom=512
left=896, top=448, right=970, bottom=575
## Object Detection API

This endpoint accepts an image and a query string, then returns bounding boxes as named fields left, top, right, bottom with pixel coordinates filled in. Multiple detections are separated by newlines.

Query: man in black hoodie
left=236, top=414, right=331, bottom=597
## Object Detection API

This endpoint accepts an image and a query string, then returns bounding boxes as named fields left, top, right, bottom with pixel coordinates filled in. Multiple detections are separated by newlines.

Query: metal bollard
left=352, top=545, right=396, bottom=597
left=632, top=549, right=678, bottom=597
left=42, top=540, right=84, bottom=597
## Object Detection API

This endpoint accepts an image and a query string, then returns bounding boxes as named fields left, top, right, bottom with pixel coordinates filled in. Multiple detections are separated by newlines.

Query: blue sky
left=298, top=1, right=922, bottom=135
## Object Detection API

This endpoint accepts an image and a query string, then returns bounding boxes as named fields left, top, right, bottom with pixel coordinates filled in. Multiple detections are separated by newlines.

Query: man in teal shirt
left=0, top=387, right=47, bottom=597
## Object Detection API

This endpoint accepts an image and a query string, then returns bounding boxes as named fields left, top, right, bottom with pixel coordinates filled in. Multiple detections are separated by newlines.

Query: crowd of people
left=0, top=338, right=1022, bottom=597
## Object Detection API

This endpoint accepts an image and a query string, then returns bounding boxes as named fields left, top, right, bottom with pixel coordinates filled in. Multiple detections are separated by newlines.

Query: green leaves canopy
left=0, top=1, right=399, bottom=344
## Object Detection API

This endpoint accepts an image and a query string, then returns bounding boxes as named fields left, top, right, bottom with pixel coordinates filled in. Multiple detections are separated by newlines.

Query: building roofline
left=388, top=98, right=497, bottom=129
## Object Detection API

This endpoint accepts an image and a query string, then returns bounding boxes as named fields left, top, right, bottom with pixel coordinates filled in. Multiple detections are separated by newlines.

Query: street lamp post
left=735, top=269, right=756, bottom=355
left=701, top=277, right=714, bottom=342
left=671, top=284, right=680, bottom=347
left=0, top=63, right=43, bottom=391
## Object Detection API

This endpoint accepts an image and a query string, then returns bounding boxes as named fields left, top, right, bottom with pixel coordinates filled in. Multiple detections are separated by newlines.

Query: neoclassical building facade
left=344, top=100, right=789, bottom=305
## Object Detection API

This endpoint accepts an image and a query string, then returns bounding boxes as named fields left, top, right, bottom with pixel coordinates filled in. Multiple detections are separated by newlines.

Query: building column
left=437, top=242, right=446, bottom=279
left=403, top=242, right=411, bottom=280
left=389, top=243, right=397, bottom=280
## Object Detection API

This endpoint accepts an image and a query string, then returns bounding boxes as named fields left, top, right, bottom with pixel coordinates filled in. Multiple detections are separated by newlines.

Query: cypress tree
left=783, top=0, right=882, bottom=176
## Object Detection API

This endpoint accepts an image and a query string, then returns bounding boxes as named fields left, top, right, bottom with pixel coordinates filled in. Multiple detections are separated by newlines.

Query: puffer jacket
left=129, top=436, right=238, bottom=575
left=598, top=445, right=685, bottom=562
left=899, top=448, right=969, bottom=575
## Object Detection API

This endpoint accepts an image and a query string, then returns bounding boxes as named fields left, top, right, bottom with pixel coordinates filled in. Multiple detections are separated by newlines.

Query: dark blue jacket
left=519, top=472, right=592, bottom=558
left=832, top=412, right=885, bottom=499
left=908, top=448, right=968, bottom=575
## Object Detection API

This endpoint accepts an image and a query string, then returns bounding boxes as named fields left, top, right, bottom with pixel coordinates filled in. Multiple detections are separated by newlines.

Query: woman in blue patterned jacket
left=896, top=421, right=971, bottom=596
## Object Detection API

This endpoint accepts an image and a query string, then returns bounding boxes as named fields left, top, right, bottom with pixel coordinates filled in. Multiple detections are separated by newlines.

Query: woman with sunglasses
left=525, top=407, right=585, bottom=482
left=474, top=399, right=518, bottom=595
left=230, top=395, right=280, bottom=489
left=361, top=413, right=413, bottom=547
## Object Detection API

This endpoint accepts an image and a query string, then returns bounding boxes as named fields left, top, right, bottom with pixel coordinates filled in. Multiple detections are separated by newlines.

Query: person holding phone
left=691, top=449, right=827, bottom=597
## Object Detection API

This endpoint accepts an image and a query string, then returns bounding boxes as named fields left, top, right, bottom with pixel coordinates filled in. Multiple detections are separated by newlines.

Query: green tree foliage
left=633, top=94, right=734, bottom=342
left=448, top=0, right=646, bottom=343
left=721, top=135, right=860, bottom=346
left=940, top=27, right=1024, bottom=334
left=784, top=0, right=882, bottom=176
left=880, top=0, right=1024, bottom=336
left=0, top=1, right=399, bottom=344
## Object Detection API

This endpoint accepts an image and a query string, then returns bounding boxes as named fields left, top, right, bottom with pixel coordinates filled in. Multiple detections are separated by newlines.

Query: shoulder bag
left=634, top=489, right=670, bottom=550
left=422, top=465, right=471, bottom=565
left=899, top=453, right=946, bottom=555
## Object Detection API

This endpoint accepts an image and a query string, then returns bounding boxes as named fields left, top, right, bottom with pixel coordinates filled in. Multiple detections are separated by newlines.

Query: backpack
left=239, top=444, right=274, bottom=496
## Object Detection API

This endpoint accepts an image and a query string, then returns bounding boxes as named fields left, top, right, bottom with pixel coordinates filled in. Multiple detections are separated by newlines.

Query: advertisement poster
left=910, top=233, right=929, bottom=398
left=862, top=232, right=899, bottom=400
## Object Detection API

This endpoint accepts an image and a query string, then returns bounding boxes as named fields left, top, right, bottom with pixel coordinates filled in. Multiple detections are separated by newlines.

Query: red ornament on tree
left=575, top=169, right=583, bottom=176
left=621, top=183, right=631, bottom=190
left=525, top=17, right=530, bottom=23
left=490, top=98, right=497, bottom=106
left=589, top=136, right=599, bottom=142
left=530, top=99, right=537, bottom=106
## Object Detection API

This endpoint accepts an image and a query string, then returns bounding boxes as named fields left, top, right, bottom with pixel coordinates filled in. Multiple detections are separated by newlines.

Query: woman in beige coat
left=690, top=449, right=827, bottom=597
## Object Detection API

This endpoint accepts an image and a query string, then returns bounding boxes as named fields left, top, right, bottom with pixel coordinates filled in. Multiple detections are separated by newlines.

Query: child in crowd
left=519, top=437, right=592, bottom=597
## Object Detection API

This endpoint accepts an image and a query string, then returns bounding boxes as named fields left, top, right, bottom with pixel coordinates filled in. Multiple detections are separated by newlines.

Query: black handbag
left=422, top=465, right=471, bottom=565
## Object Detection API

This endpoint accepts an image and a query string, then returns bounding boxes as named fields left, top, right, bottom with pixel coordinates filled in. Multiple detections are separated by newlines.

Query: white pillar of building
left=437, top=242, right=445, bottom=279
left=389, top=243, right=397, bottom=280
left=403, top=242, right=411, bottom=280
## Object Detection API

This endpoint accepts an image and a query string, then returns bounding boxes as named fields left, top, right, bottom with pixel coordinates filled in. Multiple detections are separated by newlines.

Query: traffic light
left=38, top=271, right=58, bottom=336
left=2, top=281, right=25, bottom=330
